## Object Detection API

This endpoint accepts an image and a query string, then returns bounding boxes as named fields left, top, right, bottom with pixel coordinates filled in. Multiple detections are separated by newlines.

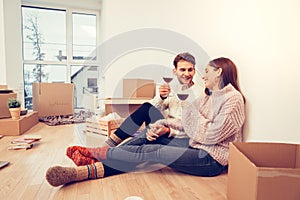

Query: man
left=104, top=52, right=200, bottom=147
left=67, top=52, right=202, bottom=166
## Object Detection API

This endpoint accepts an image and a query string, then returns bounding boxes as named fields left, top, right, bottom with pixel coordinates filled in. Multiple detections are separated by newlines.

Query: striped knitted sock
left=46, top=162, right=104, bottom=187
left=105, top=132, right=123, bottom=147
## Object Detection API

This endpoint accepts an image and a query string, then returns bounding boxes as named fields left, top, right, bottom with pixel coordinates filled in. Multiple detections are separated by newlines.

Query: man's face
left=173, top=60, right=195, bottom=85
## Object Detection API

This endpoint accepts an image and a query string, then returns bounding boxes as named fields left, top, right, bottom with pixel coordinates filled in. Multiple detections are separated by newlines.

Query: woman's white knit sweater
left=155, top=84, right=245, bottom=166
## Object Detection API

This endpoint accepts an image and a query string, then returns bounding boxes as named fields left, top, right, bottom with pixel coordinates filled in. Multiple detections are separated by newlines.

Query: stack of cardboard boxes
left=0, top=85, right=38, bottom=136
left=104, top=78, right=155, bottom=117
left=0, top=83, right=74, bottom=136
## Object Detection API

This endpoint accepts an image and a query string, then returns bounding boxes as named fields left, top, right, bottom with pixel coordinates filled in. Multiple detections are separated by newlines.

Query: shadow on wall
left=242, top=99, right=250, bottom=141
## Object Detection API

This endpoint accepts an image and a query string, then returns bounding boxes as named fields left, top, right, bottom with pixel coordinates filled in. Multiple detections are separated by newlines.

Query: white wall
left=2, top=0, right=23, bottom=101
left=0, top=0, right=6, bottom=84
left=100, top=0, right=300, bottom=143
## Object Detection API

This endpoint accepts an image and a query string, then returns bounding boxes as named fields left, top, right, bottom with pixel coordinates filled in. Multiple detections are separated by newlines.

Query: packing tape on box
left=257, top=170, right=300, bottom=178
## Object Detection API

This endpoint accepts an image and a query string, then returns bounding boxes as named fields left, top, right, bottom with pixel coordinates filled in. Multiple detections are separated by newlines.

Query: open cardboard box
left=227, top=142, right=300, bottom=200
left=0, top=111, right=38, bottom=136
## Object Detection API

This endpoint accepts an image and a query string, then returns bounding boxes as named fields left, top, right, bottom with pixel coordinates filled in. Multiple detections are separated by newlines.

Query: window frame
left=21, top=3, right=100, bottom=83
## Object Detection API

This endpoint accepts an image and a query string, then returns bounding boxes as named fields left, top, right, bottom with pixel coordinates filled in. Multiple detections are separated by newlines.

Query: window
left=73, top=13, right=97, bottom=60
left=22, top=7, right=66, bottom=61
left=22, top=5, right=99, bottom=110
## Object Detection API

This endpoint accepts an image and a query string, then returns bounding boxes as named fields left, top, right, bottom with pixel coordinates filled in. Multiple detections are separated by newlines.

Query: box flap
left=256, top=168, right=300, bottom=200
left=257, top=168, right=300, bottom=179
left=296, top=145, right=300, bottom=168
left=0, top=93, right=17, bottom=118
left=234, top=142, right=297, bottom=168
left=227, top=143, right=258, bottom=200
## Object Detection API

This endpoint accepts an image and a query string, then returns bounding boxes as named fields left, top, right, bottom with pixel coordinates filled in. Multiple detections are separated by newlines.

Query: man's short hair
left=173, top=52, right=196, bottom=68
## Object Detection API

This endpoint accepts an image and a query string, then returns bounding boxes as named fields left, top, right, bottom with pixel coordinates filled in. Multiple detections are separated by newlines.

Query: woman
left=46, top=57, right=245, bottom=187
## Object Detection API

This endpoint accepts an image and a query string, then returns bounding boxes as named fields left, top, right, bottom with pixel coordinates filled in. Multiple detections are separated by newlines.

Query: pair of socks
left=46, top=162, right=105, bottom=187
left=46, top=145, right=109, bottom=187
left=66, top=146, right=109, bottom=166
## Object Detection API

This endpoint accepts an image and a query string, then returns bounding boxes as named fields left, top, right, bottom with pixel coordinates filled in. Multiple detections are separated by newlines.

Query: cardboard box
left=0, top=85, right=8, bottom=89
left=0, top=111, right=38, bottom=136
left=32, top=83, right=74, bottom=117
left=123, top=79, right=155, bottom=98
left=227, top=142, right=300, bottom=200
left=105, top=98, right=150, bottom=118
left=0, top=93, right=17, bottom=119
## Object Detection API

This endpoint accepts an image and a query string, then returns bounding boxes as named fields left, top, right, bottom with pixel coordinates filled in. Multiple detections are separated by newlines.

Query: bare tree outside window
left=24, top=14, right=48, bottom=82
left=22, top=6, right=98, bottom=111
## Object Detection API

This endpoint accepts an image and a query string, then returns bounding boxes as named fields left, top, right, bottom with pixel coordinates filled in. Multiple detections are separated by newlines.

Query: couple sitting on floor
left=46, top=52, right=245, bottom=187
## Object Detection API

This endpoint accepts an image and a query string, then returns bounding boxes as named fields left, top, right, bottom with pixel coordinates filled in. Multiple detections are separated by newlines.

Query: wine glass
left=162, top=67, right=174, bottom=84
left=176, top=84, right=189, bottom=101
left=162, top=67, right=174, bottom=97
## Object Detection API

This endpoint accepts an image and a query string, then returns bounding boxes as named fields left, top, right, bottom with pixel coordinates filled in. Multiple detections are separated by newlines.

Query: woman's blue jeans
left=102, top=130, right=226, bottom=177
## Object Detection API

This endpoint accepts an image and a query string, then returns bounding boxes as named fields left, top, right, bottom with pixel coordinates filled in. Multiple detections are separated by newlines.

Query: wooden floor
left=0, top=123, right=228, bottom=200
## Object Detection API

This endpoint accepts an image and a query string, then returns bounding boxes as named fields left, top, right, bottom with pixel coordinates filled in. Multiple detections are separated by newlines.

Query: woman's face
left=202, top=65, right=221, bottom=90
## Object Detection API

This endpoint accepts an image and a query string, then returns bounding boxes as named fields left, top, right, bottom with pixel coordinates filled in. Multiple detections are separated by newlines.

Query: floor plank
left=0, top=122, right=228, bottom=200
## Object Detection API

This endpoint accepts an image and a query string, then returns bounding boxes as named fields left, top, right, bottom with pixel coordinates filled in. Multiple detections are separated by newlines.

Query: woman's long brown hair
left=206, top=57, right=245, bottom=102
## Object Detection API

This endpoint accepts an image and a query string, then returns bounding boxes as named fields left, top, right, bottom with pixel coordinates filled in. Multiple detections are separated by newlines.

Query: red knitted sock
left=66, top=146, right=93, bottom=158
left=70, top=150, right=98, bottom=166
left=85, top=146, right=109, bottom=161
left=66, top=146, right=109, bottom=161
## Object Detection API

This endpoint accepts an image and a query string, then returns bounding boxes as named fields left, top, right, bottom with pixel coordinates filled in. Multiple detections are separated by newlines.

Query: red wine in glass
left=177, top=93, right=189, bottom=101
left=162, top=77, right=173, bottom=83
